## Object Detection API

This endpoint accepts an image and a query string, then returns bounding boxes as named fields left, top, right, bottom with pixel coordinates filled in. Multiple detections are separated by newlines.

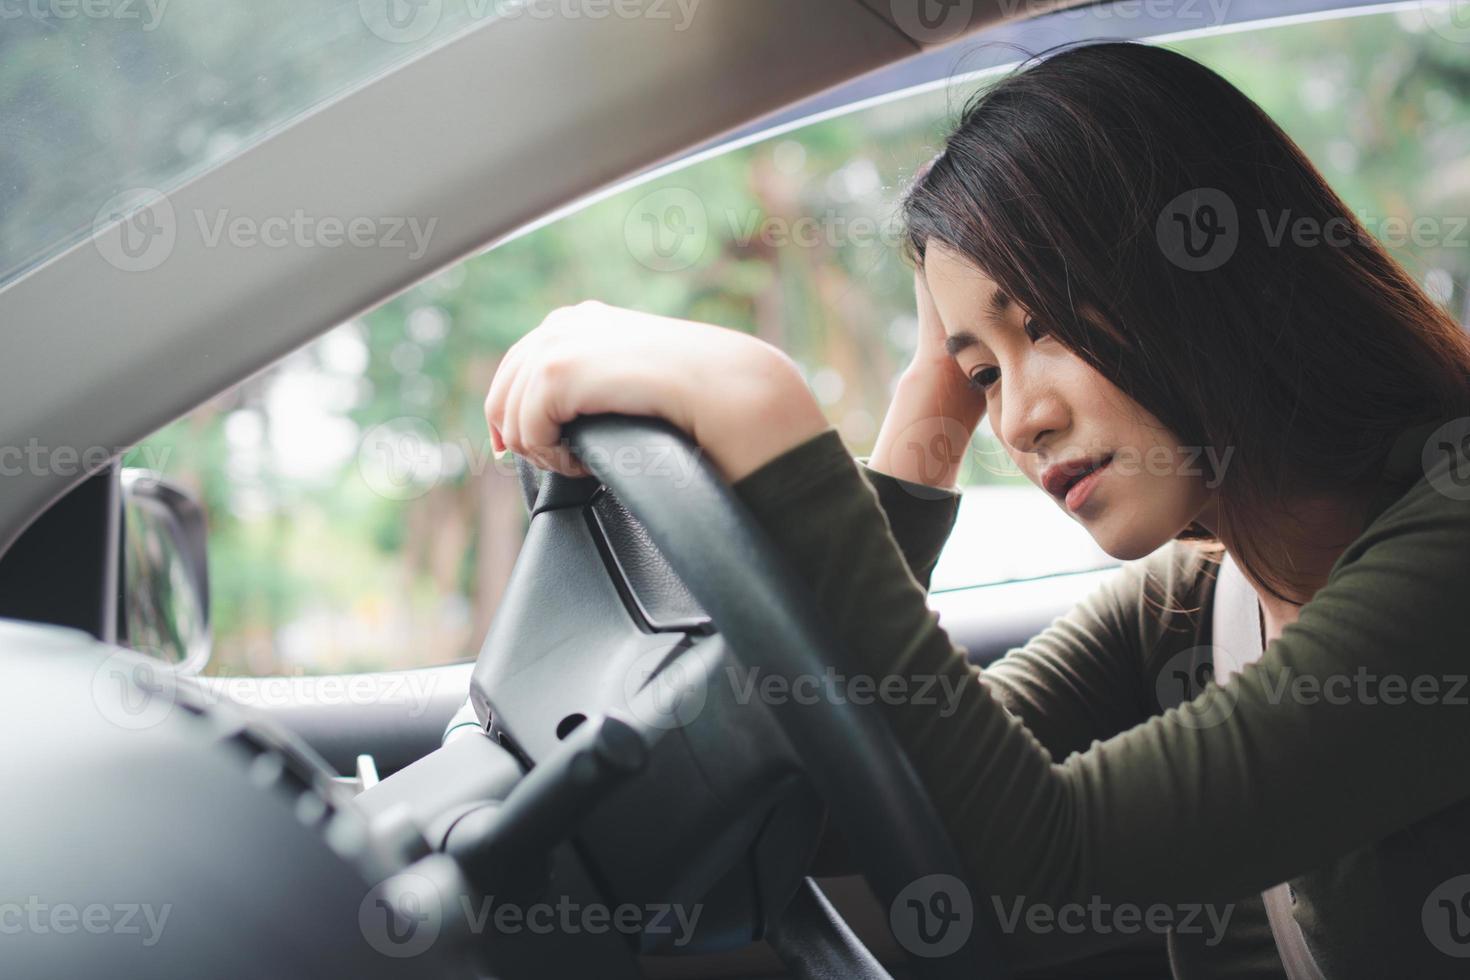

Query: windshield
left=0, top=0, right=492, bottom=287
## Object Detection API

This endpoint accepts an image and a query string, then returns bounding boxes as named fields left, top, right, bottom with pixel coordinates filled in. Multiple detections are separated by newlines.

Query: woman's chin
left=1079, top=488, right=1201, bottom=561
left=1086, top=516, right=1175, bottom=562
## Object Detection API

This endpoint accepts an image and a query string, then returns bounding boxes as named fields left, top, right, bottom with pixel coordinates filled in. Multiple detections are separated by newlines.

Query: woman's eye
left=1023, top=315, right=1049, bottom=343
left=967, top=366, right=999, bottom=392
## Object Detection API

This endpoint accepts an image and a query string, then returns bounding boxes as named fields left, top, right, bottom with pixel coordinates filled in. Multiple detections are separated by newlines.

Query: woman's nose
left=998, top=384, right=1068, bottom=458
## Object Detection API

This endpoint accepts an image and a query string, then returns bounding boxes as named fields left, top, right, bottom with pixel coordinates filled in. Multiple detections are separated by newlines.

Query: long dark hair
left=902, top=40, right=1470, bottom=604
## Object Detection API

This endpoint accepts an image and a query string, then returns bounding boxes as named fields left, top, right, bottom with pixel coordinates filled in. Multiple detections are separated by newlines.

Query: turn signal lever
left=443, top=713, right=648, bottom=900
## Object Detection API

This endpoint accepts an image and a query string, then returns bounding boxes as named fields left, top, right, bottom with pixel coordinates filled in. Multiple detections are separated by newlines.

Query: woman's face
left=922, top=241, right=1213, bottom=560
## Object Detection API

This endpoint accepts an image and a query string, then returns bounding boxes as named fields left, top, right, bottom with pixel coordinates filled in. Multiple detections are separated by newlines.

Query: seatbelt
left=1212, top=552, right=1326, bottom=980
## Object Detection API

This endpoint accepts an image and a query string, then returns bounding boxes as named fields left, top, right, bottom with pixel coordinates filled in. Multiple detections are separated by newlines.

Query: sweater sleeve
left=852, top=458, right=960, bottom=592
left=730, top=426, right=1470, bottom=967
left=862, top=445, right=1212, bottom=766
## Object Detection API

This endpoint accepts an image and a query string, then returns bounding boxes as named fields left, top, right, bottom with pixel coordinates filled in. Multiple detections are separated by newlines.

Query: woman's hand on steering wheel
left=483, top=300, right=829, bottom=483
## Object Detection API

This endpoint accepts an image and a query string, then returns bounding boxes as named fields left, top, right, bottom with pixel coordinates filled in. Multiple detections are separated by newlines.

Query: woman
left=483, top=41, right=1470, bottom=978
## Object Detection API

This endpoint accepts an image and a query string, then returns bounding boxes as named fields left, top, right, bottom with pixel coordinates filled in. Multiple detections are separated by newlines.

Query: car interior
left=2, top=0, right=1458, bottom=977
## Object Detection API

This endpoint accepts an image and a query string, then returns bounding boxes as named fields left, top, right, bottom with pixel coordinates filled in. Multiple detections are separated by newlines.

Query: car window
left=126, top=8, right=1470, bottom=675
left=0, top=0, right=497, bottom=287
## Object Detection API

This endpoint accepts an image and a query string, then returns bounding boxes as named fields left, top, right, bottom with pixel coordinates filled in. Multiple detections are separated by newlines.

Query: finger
left=499, top=354, right=538, bottom=461
left=913, top=267, right=951, bottom=359
left=517, top=367, right=564, bottom=474
left=519, top=361, right=596, bottom=478
left=498, top=329, right=552, bottom=457
left=483, top=338, right=532, bottom=448
left=545, top=311, right=598, bottom=477
left=915, top=267, right=943, bottom=328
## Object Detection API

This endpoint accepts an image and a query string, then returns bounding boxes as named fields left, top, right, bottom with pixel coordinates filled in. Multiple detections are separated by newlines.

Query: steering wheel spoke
left=767, top=878, right=894, bottom=980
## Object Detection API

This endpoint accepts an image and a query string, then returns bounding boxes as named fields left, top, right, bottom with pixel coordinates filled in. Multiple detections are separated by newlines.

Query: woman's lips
left=1064, top=456, right=1113, bottom=512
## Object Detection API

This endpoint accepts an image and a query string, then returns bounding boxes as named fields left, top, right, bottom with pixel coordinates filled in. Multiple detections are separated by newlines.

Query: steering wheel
left=446, top=417, right=1011, bottom=980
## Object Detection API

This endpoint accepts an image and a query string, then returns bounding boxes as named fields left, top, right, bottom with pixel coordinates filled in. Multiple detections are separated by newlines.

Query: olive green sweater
left=730, top=415, right=1470, bottom=979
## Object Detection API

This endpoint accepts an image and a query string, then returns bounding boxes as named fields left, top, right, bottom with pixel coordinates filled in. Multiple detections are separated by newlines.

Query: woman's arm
left=854, top=266, right=984, bottom=591
left=731, top=424, right=1470, bottom=967
left=852, top=463, right=960, bottom=592
left=808, top=533, right=1186, bottom=880
left=481, top=300, right=1470, bottom=966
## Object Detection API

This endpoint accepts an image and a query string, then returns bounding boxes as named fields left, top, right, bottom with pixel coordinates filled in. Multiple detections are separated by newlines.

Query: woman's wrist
left=869, top=368, right=979, bottom=490
left=692, top=345, right=831, bottom=484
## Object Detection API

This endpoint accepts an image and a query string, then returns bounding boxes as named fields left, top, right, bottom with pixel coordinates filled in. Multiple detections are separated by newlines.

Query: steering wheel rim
left=559, top=413, right=1010, bottom=980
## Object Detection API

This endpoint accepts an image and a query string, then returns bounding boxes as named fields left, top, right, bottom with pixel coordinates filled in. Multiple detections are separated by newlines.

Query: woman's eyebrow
left=943, top=287, right=1011, bottom=358
left=944, top=332, right=979, bottom=357
left=985, top=287, right=1012, bottom=320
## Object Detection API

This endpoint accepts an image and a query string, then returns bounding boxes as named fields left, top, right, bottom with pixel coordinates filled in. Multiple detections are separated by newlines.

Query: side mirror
left=120, top=470, right=211, bottom=674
